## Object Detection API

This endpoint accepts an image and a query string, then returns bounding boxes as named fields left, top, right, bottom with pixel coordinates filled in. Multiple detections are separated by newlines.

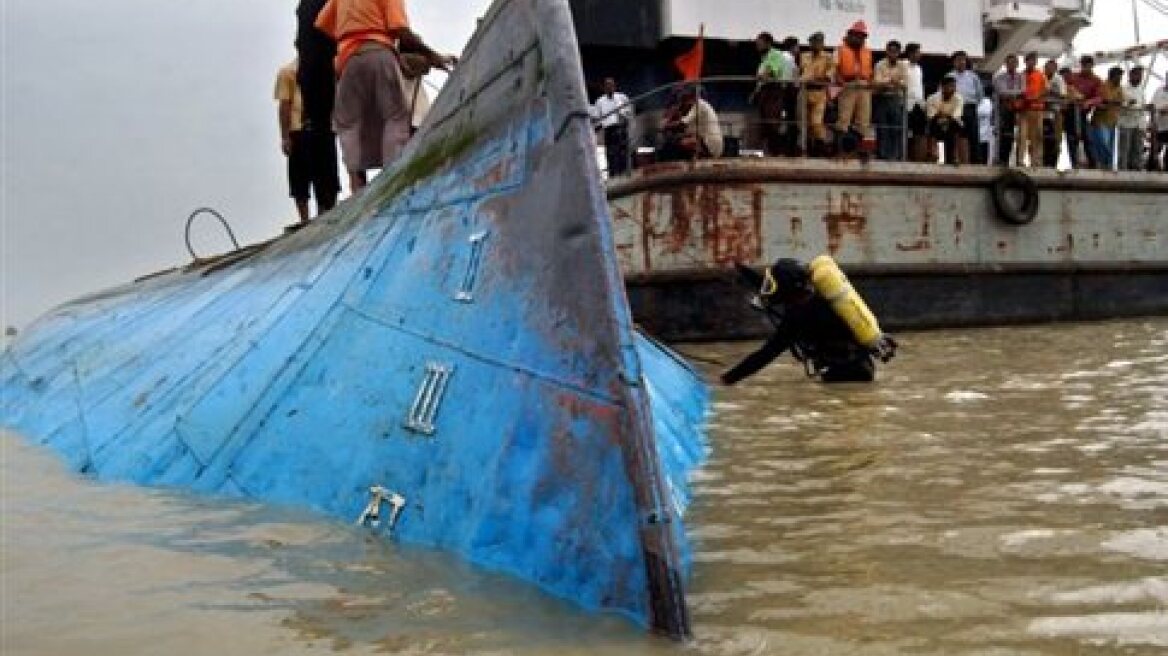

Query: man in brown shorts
left=315, top=0, right=454, bottom=192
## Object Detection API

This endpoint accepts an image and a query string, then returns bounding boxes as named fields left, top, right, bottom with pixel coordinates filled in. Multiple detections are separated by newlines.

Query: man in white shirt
left=1152, top=80, right=1168, bottom=171
left=1117, top=66, right=1148, bottom=171
left=873, top=40, right=909, bottom=161
left=950, top=51, right=985, bottom=164
left=1042, top=59, right=1067, bottom=168
left=991, top=54, right=1023, bottom=166
left=592, top=77, right=634, bottom=176
left=927, top=74, right=965, bottom=165
left=904, top=43, right=927, bottom=161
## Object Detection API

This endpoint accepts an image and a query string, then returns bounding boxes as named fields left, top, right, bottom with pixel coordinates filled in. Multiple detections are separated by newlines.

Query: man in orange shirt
left=834, top=21, right=875, bottom=156
left=315, top=0, right=454, bottom=191
left=1017, top=52, right=1048, bottom=167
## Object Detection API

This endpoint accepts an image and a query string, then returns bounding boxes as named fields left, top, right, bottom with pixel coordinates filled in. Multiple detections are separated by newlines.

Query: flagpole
left=696, top=24, right=705, bottom=162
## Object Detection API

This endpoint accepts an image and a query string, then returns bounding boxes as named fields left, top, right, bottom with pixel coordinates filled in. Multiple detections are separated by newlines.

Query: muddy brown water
left=2, top=319, right=1166, bottom=655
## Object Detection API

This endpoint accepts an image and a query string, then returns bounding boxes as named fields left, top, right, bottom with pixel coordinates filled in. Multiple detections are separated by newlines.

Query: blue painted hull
left=0, top=0, right=707, bottom=637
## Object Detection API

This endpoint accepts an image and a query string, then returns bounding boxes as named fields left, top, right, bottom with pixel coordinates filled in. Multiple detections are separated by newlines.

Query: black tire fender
left=991, top=170, right=1040, bottom=226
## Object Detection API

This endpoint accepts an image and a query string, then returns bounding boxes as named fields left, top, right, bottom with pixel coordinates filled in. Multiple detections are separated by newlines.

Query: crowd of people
left=593, top=21, right=1168, bottom=174
left=275, top=0, right=454, bottom=225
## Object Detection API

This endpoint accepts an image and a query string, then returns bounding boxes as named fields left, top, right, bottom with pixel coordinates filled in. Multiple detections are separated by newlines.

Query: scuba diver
left=721, top=257, right=898, bottom=385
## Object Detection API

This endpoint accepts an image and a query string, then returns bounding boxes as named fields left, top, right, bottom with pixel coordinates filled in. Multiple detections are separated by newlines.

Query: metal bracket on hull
left=455, top=231, right=490, bottom=302
left=405, top=363, right=455, bottom=435
left=357, top=486, right=407, bottom=532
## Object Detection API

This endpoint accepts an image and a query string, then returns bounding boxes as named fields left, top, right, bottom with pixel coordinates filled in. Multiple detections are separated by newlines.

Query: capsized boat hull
left=0, top=0, right=706, bottom=637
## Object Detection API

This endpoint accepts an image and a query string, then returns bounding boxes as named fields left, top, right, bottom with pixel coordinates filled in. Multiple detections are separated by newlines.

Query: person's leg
left=1097, top=126, right=1116, bottom=169
left=836, top=88, right=857, bottom=141
left=308, top=129, right=341, bottom=214
left=1082, top=112, right=1098, bottom=168
left=929, top=119, right=949, bottom=163
left=603, top=126, right=620, bottom=175
left=760, top=86, right=784, bottom=156
left=370, top=49, right=411, bottom=171
left=1126, top=128, right=1145, bottom=171
left=857, top=89, right=874, bottom=154
left=808, top=90, right=828, bottom=153
left=1028, top=112, right=1044, bottom=167
left=889, top=99, right=904, bottom=161
left=953, top=108, right=971, bottom=163
left=873, top=96, right=889, bottom=159
left=1063, top=109, right=1079, bottom=168
left=945, top=123, right=961, bottom=165
left=288, top=131, right=312, bottom=223
left=908, top=106, right=925, bottom=162
left=782, top=86, right=800, bottom=155
left=999, top=108, right=1016, bottom=166
left=1017, top=111, right=1031, bottom=166
left=334, top=51, right=376, bottom=192
left=1117, top=128, right=1132, bottom=170
left=1043, top=116, right=1060, bottom=168
left=962, top=104, right=978, bottom=164
left=613, top=126, right=630, bottom=175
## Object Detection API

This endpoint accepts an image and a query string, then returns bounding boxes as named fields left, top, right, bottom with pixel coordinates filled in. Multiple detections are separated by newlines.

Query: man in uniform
left=834, top=21, right=875, bottom=156
left=800, top=32, right=835, bottom=157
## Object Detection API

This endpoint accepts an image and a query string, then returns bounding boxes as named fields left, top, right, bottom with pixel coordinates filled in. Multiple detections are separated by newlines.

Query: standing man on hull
left=315, top=0, right=455, bottom=192
left=276, top=58, right=338, bottom=224
left=283, top=0, right=341, bottom=216
left=722, top=259, right=898, bottom=385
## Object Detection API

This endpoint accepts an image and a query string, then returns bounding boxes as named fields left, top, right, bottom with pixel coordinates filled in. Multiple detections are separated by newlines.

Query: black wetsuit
left=722, top=296, right=876, bottom=385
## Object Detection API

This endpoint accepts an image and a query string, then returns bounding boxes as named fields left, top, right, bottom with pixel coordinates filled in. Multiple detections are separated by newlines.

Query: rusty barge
left=570, top=0, right=1168, bottom=341
left=611, top=159, right=1168, bottom=341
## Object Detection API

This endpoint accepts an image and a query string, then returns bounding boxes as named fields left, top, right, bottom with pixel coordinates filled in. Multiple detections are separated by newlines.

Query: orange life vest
left=1022, top=69, right=1047, bottom=111
left=836, top=44, right=873, bottom=82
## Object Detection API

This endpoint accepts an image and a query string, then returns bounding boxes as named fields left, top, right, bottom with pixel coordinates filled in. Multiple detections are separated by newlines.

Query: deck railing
left=590, top=77, right=1167, bottom=177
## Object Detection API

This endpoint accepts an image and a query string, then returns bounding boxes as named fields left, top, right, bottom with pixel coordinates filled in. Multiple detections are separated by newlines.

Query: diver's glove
left=871, top=334, right=899, bottom=363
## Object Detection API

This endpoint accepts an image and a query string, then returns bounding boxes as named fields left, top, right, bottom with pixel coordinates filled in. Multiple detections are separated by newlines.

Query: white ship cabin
left=569, top=0, right=1096, bottom=170
left=662, top=0, right=1091, bottom=69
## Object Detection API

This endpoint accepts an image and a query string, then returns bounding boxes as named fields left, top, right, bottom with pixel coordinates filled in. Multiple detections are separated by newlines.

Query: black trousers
left=998, top=107, right=1017, bottom=166
left=603, top=125, right=629, bottom=176
left=962, top=103, right=984, bottom=164
left=1066, top=107, right=1095, bottom=168
left=930, top=117, right=961, bottom=164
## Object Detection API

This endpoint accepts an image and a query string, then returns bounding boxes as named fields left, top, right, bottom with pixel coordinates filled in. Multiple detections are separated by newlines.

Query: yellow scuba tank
left=808, top=255, right=883, bottom=349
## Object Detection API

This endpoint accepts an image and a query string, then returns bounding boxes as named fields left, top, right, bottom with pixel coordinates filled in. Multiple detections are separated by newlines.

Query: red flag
left=674, top=25, right=705, bottom=81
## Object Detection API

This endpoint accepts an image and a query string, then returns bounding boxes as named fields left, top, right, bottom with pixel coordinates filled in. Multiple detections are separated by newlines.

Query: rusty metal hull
left=0, top=0, right=707, bottom=637
left=609, top=160, right=1168, bottom=341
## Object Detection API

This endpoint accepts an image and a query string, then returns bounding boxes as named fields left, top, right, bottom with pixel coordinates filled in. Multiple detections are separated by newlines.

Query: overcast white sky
left=1, top=0, right=1165, bottom=331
